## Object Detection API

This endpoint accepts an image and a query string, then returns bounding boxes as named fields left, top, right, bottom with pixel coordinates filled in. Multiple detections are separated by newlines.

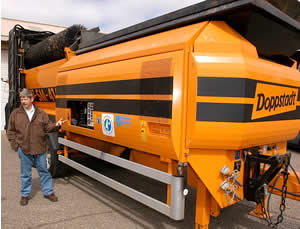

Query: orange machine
left=6, top=1, right=300, bottom=228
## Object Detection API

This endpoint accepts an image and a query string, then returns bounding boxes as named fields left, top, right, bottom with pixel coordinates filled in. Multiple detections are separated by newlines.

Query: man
left=6, top=88, right=66, bottom=206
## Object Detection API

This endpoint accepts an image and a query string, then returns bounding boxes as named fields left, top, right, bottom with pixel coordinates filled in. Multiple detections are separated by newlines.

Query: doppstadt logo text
left=251, top=83, right=298, bottom=120
left=256, top=92, right=297, bottom=112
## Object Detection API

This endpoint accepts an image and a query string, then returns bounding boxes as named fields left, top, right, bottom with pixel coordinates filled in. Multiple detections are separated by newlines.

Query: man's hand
left=56, top=117, right=67, bottom=126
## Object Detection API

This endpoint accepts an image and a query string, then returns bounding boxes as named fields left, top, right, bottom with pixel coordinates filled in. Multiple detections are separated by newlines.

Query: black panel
left=226, top=1, right=300, bottom=57
left=196, top=102, right=253, bottom=122
left=253, top=106, right=300, bottom=122
left=196, top=102, right=300, bottom=122
left=56, top=98, right=172, bottom=118
left=197, top=77, right=300, bottom=98
left=256, top=80, right=299, bottom=89
left=56, top=77, right=173, bottom=95
left=197, top=77, right=257, bottom=98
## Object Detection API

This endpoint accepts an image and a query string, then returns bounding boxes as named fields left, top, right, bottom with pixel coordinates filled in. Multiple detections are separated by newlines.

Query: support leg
left=64, top=136, right=69, bottom=158
left=249, top=197, right=271, bottom=219
left=167, top=160, right=172, bottom=205
left=195, top=179, right=211, bottom=229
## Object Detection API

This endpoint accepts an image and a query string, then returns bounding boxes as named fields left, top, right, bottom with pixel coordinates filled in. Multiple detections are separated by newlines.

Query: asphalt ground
left=1, top=131, right=300, bottom=229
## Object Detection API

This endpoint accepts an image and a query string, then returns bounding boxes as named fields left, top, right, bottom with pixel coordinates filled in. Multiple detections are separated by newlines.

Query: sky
left=2, top=0, right=206, bottom=33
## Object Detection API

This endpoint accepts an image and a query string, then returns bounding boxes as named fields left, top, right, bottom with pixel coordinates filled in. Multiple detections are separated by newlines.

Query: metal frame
left=58, top=137, right=185, bottom=220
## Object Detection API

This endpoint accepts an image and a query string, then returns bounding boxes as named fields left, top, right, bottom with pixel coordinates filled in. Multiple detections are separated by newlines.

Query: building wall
left=1, top=18, right=66, bottom=129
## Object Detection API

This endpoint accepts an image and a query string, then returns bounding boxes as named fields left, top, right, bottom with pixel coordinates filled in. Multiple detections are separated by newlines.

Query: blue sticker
left=97, top=117, right=101, bottom=124
left=235, top=151, right=240, bottom=160
left=116, top=115, right=131, bottom=127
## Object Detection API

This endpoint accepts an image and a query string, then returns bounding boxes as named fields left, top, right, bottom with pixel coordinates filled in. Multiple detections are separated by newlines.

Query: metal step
left=58, top=137, right=185, bottom=220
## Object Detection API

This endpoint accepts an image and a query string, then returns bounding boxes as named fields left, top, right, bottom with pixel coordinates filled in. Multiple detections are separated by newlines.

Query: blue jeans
left=18, top=147, right=53, bottom=197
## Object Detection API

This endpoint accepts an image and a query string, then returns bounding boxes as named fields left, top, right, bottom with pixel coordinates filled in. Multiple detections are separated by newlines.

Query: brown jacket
left=6, top=105, right=59, bottom=155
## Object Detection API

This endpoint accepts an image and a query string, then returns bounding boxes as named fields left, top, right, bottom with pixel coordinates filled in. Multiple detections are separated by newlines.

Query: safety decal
left=116, top=115, right=131, bottom=127
left=102, top=114, right=115, bottom=137
left=30, top=87, right=56, bottom=102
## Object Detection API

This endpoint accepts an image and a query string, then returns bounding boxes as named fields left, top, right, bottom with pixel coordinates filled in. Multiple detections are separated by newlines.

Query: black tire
left=47, top=138, right=69, bottom=178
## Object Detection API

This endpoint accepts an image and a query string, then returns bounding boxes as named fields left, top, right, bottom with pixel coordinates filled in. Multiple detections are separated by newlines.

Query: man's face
left=20, top=96, right=34, bottom=110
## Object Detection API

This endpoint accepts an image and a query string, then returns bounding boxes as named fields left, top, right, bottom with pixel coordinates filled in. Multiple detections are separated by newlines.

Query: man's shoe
left=20, top=196, right=29, bottom=206
left=44, top=193, right=58, bottom=202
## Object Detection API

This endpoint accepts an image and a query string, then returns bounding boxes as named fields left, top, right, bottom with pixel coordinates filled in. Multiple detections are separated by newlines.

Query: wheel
left=47, top=142, right=68, bottom=178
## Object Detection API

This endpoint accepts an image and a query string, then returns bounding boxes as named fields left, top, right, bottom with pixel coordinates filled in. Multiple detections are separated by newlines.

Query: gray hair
left=19, top=88, right=33, bottom=97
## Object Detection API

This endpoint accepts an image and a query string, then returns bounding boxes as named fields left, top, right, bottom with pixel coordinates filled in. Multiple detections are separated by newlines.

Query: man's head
left=19, top=88, right=34, bottom=110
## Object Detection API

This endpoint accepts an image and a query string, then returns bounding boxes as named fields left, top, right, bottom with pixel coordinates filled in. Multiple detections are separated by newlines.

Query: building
left=1, top=18, right=66, bottom=130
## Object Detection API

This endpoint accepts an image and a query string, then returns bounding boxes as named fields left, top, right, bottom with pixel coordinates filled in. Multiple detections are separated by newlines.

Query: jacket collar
left=31, top=104, right=39, bottom=121
left=17, top=104, right=40, bottom=121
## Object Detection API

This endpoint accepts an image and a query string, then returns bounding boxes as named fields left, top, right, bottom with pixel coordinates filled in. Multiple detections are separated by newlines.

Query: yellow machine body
left=24, top=20, right=300, bottom=228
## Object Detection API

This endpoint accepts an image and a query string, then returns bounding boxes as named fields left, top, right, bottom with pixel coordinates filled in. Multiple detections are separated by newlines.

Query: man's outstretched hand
left=56, top=118, right=67, bottom=126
